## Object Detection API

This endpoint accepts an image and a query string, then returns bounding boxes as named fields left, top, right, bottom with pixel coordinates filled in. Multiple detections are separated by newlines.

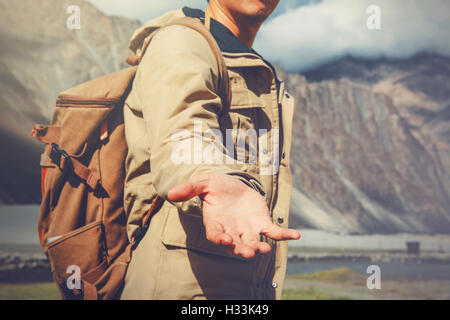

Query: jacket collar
left=182, top=7, right=253, bottom=55
left=182, top=7, right=281, bottom=90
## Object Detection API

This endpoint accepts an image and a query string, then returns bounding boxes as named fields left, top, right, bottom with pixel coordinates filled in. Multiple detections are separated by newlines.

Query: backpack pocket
left=46, top=221, right=108, bottom=298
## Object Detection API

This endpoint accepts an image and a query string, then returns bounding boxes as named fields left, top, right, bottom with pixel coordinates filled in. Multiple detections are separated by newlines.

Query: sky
left=86, top=0, right=450, bottom=72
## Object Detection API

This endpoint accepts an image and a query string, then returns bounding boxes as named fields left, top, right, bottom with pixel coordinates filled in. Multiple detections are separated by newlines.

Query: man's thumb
left=167, top=175, right=210, bottom=202
left=261, top=224, right=301, bottom=241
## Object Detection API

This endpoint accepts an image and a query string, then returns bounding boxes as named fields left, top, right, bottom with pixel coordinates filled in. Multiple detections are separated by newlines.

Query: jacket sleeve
left=135, top=25, right=265, bottom=216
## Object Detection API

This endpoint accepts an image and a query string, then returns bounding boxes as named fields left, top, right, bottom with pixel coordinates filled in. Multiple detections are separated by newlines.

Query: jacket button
left=285, top=93, right=289, bottom=99
left=272, top=282, right=278, bottom=288
left=277, top=217, right=284, bottom=224
left=263, top=149, right=268, bottom=155
left=282, top=152, right=286, bottom=159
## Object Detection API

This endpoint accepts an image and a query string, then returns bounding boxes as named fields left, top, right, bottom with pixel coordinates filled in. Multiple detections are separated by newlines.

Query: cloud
left=87, top=0, right=450, bottom=72
left=255, top=0, right=450, bottom=71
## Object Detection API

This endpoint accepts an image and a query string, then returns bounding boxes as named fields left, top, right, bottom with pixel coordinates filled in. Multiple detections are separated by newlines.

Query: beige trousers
left=120, top=207, right=277, bottom=300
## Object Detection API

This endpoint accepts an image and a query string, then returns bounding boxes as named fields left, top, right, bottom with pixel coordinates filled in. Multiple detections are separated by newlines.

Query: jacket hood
left=128, top=8, right=187, bottom=56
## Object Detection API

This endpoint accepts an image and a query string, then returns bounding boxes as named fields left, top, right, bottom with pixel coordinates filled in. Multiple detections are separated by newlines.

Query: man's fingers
left=241, top=232, right=271, bottom=254
left=261, top=224, right=301, bottom=241
left=255, top=241, right=272, bottom=254
left=205, top=220, right=232, bottom=245
left=168, top=176, right=209, bottom=202
left=205, top=223, right=256, bottom=258
left=228, top=232, right=255, bottom=259
left=240, top=232, right=259, bottom=251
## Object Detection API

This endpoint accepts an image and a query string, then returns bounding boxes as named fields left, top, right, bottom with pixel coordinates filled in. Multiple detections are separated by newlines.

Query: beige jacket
left=123, top=7, right=295, bottom=299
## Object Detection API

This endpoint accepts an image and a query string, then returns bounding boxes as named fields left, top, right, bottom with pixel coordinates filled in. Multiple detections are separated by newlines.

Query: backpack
left=30, top=16, right=230, bottom=300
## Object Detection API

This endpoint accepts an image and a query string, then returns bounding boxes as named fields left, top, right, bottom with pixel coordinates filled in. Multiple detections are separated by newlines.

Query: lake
left=0, top=205, right=40, bottom=244
left=287, top=261, right=450, bottom=280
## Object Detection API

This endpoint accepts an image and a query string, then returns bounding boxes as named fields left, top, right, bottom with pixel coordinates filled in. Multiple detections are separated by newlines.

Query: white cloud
left=86, top=0, right=450, bottom=72
left=254, top=0, right=450, bottom=71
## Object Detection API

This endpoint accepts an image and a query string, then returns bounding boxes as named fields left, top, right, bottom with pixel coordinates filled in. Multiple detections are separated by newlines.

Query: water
left=0, top=205, right=40, bottom=244
left=289, top=229, right=450, bottom=252
left=287, top=261, right=450, bottom=280
left=287, top=229, right=450, bottom=281
left=1, top=206, right=450, bottom=282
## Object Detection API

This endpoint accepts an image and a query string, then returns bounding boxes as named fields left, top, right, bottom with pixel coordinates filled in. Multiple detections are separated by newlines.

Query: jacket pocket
left=46, top=221, right=108, bottom=289
left=160, top=206, right=251, bottom=262
left=229, top=85, right=266, bottom=110
left=225, top=87, right=267, bottom=167
left=228, top=86, right=266, bottom=132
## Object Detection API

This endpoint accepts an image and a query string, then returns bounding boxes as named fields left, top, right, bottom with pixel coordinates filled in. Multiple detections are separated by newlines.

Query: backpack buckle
left=50, top=143, right=71, bottom=171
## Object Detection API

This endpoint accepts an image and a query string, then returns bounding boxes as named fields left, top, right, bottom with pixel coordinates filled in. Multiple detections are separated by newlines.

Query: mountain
left=0, top=0, right=448, bottom=233
left=278, top=53, right=450, bottom=233
left=0, top=0, right=140, bottom=203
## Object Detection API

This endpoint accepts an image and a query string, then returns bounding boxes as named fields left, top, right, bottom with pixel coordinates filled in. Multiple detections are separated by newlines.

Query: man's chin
left=239, top=10, right=270, bottom=23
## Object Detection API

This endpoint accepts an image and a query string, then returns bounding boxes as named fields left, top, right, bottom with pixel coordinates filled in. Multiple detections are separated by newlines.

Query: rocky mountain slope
left=0, top=0, right=140, bottom=203
left=279, top=53, right=450, bottom=233
left=0, top=0, right=448, bottom=234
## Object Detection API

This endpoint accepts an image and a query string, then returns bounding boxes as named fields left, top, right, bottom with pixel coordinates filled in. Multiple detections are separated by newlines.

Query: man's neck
left=205, top=4, right=263, bottom=49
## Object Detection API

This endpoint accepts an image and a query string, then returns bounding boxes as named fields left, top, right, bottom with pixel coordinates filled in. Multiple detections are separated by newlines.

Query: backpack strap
left=45, top=143, right=100, bottom=190
left=126, top=16, right=231, bottom=109
left=31, top=124, right=101, bottom=190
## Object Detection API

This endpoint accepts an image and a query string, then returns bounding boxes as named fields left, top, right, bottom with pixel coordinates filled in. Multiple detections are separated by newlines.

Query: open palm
left=168, top=173, right=300, bottom=259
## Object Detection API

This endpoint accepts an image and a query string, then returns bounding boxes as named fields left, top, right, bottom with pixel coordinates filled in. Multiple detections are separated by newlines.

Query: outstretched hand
left=168, top=173, right=300, bottom=259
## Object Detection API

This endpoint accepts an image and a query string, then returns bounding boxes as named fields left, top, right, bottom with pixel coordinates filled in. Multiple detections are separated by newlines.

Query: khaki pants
left=120, top=206, right=277, bottom=300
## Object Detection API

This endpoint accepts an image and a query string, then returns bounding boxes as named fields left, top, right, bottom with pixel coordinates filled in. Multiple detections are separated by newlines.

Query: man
left=121, top=0, right=299, bottom=300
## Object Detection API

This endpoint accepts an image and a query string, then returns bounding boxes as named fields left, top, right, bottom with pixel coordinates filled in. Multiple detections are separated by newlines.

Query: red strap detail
left=41, top=167, right=48, bottom=195
left=38, top=226, right=43, bottom=247
left=39, top=167, right=47, bottom=246
left=100, top=121, right=108, bottom=141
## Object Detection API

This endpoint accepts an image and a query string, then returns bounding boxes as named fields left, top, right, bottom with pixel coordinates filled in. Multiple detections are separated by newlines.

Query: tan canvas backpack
left=30, top=16, right=230, bottom=300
